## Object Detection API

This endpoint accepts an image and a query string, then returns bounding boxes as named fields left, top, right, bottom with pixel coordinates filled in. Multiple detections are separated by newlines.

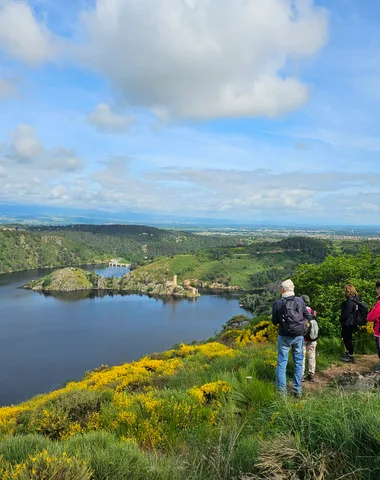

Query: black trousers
left=341, top=326, right=356, bottom=355
left=375, top=336, right=380, bottom=359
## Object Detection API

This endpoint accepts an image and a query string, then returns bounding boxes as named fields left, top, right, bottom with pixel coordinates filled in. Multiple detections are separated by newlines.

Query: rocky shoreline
left=25, top=267, right=201, bottom=298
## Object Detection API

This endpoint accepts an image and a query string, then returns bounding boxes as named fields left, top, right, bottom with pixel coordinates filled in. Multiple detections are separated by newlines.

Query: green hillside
left=130, top=237, right=330, bottom=290
left=31, top=224, right=241, bottom=262
left=1, top=252, right=380, bottom=479
left=0, top=230, right=106, bottom=274
left=0, top=225, right=241, bottom=274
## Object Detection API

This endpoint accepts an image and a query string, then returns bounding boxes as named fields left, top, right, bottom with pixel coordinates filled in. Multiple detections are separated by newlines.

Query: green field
left=130, top=237, right=331, bottom=290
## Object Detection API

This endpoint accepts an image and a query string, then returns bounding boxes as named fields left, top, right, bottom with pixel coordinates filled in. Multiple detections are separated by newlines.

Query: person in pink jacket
left=367, top=280, right=380, bottom=368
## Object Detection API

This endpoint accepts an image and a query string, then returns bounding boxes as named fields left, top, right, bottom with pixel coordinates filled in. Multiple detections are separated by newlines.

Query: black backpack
left=281, top=297, right=308, bottom=336
left=351, top=298, right=368, bottom=326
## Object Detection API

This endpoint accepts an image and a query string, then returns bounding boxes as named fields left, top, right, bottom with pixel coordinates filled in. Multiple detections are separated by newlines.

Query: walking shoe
left=292, top=391, right=302, bottom=398
left=341, top=351, right=355, bottom=363
left=306, top=373, right=315, bottom=382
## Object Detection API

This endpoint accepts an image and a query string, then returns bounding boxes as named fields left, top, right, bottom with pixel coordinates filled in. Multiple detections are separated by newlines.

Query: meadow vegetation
left=129, top=237, right=331, bottom=290
left=0, top=321, right=379, bottom=477
left=1, top=246, right=380, bottom=478
left=0, top=333, right=379, bottom=479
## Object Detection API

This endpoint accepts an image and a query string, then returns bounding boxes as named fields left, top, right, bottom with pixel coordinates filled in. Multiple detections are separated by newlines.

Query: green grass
left=1, top=336, right=379, bottom=479
left=130, top=247, right=319, bottom=290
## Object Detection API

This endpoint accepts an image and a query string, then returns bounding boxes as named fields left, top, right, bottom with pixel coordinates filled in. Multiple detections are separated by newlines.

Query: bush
left=43, top=389, right=112, bottom=425
left=65, top=432, right=151, bottom=480
left=271, top=391, right=380, bottom=479
left=0, top=450, right=91, bottom=480
left=232, top=372, right=275, bottom=414
left=0, top=434, right=51, bottom=464
left=27, top=390, right=113, bottom=440
left=247, top=434, right=345, bottom=480
left=293, top=251, right=380, bottom=336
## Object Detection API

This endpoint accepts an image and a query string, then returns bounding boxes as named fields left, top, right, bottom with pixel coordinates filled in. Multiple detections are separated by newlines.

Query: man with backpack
left=272, top=279, right=308, bottom=397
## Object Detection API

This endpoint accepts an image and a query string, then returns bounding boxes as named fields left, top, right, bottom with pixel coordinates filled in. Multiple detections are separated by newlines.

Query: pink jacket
left=367, top=297, right=380, bottom=337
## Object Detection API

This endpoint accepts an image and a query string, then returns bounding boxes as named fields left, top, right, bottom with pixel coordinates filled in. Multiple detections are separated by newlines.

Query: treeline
left=293, top=249, right=380, bottom=336
left=30, top=225, right=240, bottom=262
left=240, top=249, right=380, bottom=337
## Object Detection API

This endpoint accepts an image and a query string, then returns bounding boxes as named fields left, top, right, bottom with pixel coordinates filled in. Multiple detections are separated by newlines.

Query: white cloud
left=6, top=124, right=84, bottom=172
left=86, top=103, right=133, bottom=133
left=50, top=148, right=85, bottom=172
left=1, top=150, right=380, bottom=222
left=11, top=124, right=44, bottom=162
left=81, top=0, right=328, bottom=120
left=0, top=0, right=59, bottom=66
left=0, top=78, right=16, bottom=99
left=50, top=185, right=68, bottom=200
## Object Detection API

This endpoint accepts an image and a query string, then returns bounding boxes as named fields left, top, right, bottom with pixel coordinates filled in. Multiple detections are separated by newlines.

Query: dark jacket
left=272, top=295, right=307, bottom=337
left=340, top=295, right=361, bottom=327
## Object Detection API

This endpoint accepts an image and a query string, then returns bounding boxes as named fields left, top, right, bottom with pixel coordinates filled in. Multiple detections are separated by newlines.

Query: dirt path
left=303, top=354, right=380, bottom=392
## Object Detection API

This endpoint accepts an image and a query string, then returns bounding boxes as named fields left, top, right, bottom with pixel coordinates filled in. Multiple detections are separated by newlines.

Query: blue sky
left=0, top=0, right=379, bottom=225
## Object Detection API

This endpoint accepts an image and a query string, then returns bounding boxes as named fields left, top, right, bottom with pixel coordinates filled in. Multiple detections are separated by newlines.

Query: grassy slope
left=0, top=326, right=378, bottom=480
left=130, top=248, right=322, bottom=289
left=0, top=230, right=107, bottom=274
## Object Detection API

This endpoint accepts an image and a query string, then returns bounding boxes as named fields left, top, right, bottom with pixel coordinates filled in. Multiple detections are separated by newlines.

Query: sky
left=0, top=0, right=379, bottom=225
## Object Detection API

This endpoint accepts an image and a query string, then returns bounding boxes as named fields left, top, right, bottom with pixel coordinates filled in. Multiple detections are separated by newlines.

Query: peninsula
left=25, top=267, right=200, bottom=298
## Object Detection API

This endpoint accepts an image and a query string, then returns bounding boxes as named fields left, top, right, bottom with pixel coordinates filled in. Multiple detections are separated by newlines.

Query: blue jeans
left=276, top=335, right=304, bottom=395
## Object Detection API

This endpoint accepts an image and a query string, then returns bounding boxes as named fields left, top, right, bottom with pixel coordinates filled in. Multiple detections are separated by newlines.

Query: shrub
left=246, top=434, right=347, bottom=480
left=44, top=390, right=112, bottom=424
left=232, top=373, right=275, bottom=414
left=65, top=432, right=151, bottom=480
left=0, top=434, right=51, bottom=464
left=271, top=391, right=380, bottom=479
left=0, top=450, right=92, bottom=480
left=27, top=390, right=112, bottom=440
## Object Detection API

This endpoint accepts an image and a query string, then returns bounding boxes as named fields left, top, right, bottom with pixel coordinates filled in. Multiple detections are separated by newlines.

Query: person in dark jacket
left=272, top=279, right=308, bottom=397
left=340, top=284, right=360, bottom=362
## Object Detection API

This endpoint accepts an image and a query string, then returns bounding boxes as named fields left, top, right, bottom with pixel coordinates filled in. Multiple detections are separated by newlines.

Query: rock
left=25, top=267, right=96, bottom=292
left=335, top=371, right=380, bottom=391
left=96, top=276, right=108, bottom=290
left=25, top=268, right=200, bottom=298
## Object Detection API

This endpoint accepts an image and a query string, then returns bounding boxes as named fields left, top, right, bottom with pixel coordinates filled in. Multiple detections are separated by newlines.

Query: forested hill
left=30, top=224, right=240, bottom=262
left=126, top=236, right=331, bottom=291
left=0, top=225, right=241, bottom=274
left=0, top=229, right=106, bottom=274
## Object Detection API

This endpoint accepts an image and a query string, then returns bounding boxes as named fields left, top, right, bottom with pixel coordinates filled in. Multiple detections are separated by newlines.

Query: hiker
left=340, top=284, right=361, bottom=363
left=301, top=295, right=317, bottom=382
left=367, top=280, right=380, bottom=369
left=272, top=279, right=308, bottom=397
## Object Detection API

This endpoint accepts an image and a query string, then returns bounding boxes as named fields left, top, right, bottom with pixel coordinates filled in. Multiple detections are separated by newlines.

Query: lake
left=0, top=265, right=247, bottom=406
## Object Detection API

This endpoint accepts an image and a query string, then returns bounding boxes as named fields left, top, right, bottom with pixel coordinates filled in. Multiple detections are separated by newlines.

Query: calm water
left=0, top=265, right=246, bottom=406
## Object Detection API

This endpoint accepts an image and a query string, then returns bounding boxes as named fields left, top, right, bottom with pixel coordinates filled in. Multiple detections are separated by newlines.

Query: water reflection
left=0, top=267, right=246, bottom=406
left=41, top=289, right=201, bottom=304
